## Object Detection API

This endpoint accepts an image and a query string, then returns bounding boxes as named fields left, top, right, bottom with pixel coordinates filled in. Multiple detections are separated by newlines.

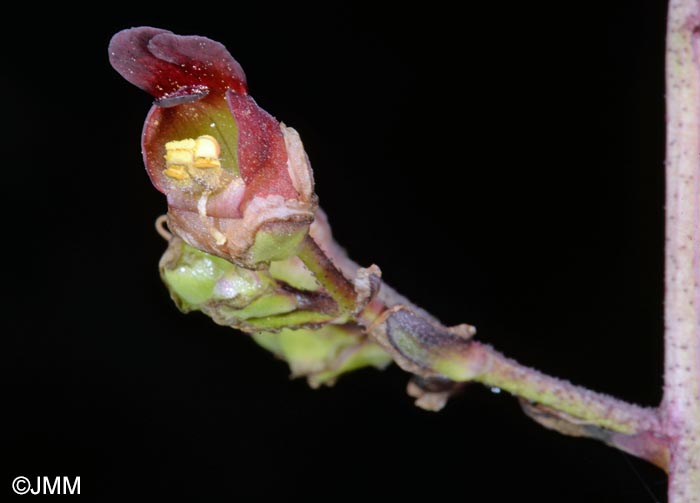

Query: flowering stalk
left=109, top=12, right=700, bottom=497
left=664, top=0, right=700, bottom=500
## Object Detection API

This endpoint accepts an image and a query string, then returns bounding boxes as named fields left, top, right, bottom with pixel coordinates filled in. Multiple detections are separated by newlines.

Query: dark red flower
left=109, top=27, right=316, bottom=267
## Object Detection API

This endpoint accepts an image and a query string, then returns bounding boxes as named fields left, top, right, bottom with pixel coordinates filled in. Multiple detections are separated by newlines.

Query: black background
left=4, top=1, right=669, bottom=501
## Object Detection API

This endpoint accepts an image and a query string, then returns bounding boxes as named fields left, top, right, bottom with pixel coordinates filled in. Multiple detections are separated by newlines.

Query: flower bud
left=159, top=237, right=390, bottom=384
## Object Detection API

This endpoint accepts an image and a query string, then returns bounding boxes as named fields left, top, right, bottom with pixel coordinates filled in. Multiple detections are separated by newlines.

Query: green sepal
left=268, top=257, right=319, bottom=291
left=248, top=225, right=308, bottom=264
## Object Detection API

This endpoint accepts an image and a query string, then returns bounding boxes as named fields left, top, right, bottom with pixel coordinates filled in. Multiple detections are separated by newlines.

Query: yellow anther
left=194, top=135, right=220, bottom=159
left=166, top=139, right=196, bottom=150
left=193, top=158, right=222, bottom=169
left=163, top=166, right=190, bottom=180
left=163, top=135, right=222, bottom=184
left=164, top=136, right=221, bottom=168
left=165, top=149, right=194, bottom=166
left=193, top=135, right=221, bottom=169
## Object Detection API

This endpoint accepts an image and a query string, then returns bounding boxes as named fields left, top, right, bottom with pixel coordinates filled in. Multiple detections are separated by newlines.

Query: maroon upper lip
left=109, top=27, right=248, bottom=101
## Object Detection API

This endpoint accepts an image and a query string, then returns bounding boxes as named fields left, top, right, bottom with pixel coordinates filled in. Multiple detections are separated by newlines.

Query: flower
left=109, top=27, right=316, bottom=268
left=111, top=27, right=392, bottom=388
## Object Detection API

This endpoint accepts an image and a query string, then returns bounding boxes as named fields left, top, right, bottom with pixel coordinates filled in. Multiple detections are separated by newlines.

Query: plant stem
left=468, top=342, right=661, bottom=435
left=304, top=220, right=669, bottom=461
left=296, top=235, right=357, bottom=315
left=664, top=0, right=700, bottom=501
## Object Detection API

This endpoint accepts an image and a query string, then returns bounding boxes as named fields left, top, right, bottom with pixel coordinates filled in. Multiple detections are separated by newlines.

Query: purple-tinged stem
left=468, top=343, right=662, bottom=435
left=664, top=1, right=700, bottom=501
left=296, top=235, right=357, bottom=315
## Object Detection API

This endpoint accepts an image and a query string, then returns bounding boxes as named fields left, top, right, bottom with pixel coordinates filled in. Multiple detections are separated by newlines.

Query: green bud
left=159, top=236, right=391, bottom=385
left=253, top=325, right=391, bottom=387
left=160, top=238, right=270, bottom=312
